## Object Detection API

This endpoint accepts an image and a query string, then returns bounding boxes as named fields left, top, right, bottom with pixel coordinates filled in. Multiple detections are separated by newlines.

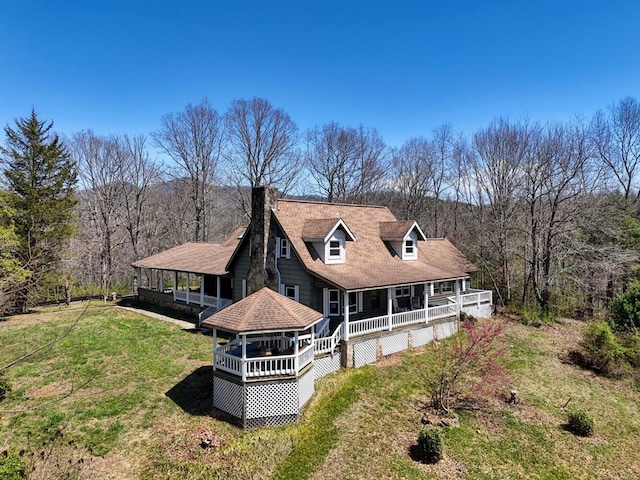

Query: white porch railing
left=314, top=323, right=343, bottom=355
left=174, top=290, right=232, bottom=309
left=214, top=343, right=314, bottom=380
left=315, top=317, right=331, bottom=338
left=346, top=301, right=464, bottom=340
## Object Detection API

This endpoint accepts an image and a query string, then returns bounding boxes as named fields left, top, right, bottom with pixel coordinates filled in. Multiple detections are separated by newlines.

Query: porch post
left=212, top=328, right=217, bottom=372
left=159, top=270, right=164, bottom=292
left=136, top=268, right=141, bottom=289
left=343, top=291, right=350, bottom=341
left=424, top=283, right=429, bottom=323
left=186, top=273, right=190, bottom=304
left=455, top=280, right=461, bottom=320
left=294, top=331, right=299, bottom=374
left=387, top=288, right=393, bottom=331
left=241, top=334, right=247, bottom=381
left=200, top=274, right=205, bottom=307
left=173, top=271, right=178, bottom=301
left=216, top=276, right=221, bottom=310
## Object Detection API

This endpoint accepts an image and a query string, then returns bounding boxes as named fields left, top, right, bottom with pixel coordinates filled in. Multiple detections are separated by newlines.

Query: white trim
left=325, top=230, right=346, bottom=264
left=323, top=218, right=356, bottom=243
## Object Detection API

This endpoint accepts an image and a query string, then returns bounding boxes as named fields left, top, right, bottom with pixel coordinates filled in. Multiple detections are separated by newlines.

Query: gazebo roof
left=202, top=287, right=323, bottom=335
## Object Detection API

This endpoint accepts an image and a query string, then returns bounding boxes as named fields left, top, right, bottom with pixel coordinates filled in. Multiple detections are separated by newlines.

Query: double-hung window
left=328, top=289, right=340, bottom=316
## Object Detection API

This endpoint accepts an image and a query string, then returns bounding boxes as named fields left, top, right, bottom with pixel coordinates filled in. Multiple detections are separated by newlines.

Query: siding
left=277, top=242, right=313, bottom=307
left=232, top=239, right=251, bottom=302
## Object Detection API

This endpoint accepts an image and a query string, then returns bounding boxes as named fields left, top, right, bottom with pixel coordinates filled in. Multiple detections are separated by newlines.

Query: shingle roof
left=301, top=218, right=356, bottom=242
left=273, top=199, right=476, bottom=290
left=379, top=220, right=426, bottom=241
left=132, top=227, right=245, bottom=276
left=202, top=287, right=323, bottom=334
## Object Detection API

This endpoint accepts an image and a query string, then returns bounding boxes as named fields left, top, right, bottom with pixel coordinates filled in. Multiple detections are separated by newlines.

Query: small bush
left=567, top=409, right=594, bottom=437
left=416, top=428, right=443, bottom=463
left=0, top=451, right=26, bottom=480
left=580, top=321, right=627, bottom=373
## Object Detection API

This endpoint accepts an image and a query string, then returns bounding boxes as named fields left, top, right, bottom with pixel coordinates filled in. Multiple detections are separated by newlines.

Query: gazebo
left=202, top=287, right=324, bottom=428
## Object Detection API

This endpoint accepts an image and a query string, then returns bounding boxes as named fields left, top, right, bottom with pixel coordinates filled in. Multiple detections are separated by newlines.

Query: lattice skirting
left=246, top=380, right=299, bottom=418
left=436, top=321, right=457, bottom=339
left=315, top=354, right=341, bottom=379
left=245, top=414, right=298, bottom=429
left=412, top=326, right=434, bottom=347
left=353, top=338, right=378, bottom=367
left=213, top=376, right=243, bottom=419
left=298, top=369, right=315, bottom=409
left=381, top=332, right=409, bottom=356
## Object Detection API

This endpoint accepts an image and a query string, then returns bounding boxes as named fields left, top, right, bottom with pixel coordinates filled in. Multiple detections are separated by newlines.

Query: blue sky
left=1, top=0, right=639, bottom=148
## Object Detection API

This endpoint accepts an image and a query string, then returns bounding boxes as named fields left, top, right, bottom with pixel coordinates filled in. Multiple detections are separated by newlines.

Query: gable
left=274, top=199, right=476, bottom=290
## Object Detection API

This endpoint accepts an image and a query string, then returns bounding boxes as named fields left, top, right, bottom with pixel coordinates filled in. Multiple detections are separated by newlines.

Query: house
left=133, top=186, right=493, bottom=427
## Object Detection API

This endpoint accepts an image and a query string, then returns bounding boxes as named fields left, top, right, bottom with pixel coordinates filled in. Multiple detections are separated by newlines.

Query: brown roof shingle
left=273, top=199, right=476, bottom=290
left=202, top=287, right=323, bottom=334
left=132, top=227, right=245, bottom=276
left=379, top=220, right=426, bottom=241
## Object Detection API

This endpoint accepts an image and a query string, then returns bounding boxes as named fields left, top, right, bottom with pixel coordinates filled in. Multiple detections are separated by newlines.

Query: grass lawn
left=1, top=305, right=639, bottom=479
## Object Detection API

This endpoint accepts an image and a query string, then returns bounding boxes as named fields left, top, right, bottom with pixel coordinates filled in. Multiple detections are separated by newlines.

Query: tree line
left=2, top=96, right=640, bottom=318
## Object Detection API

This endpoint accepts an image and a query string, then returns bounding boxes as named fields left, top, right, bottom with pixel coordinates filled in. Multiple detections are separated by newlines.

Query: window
left=370, top=291, right=380, bottom=310
left=280, top=238, right=290, bottom=259
left=402, top=231, right=418, bottom=260
left=405, top=239, right=414, bottom=255
left=440, top=281, right=453, bottom=294
left=329, top=240, right=340, bottom=257
left=348, top=292, right=363, bottom=314
left=285, top=285, right=299, bottom=302
left=328, top=289, right=340, bottom=316
left=395, top=285, right=410, bottom=297
left=325, top=230, right=346, bottom=264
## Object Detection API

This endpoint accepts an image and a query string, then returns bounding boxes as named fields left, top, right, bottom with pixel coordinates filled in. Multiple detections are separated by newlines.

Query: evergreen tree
left=1, top=110, right=77, bottom=313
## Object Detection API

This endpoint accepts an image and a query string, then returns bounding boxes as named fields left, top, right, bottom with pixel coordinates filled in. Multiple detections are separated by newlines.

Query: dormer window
left=326, top=230, right=346, bottom=264
left=329, top=240, right=340, bottom=257
left=302, top=218, right=355, bottom=265
left=403, top=232, right=418, bottom=260
left=405, top=239, right=414, bottom=256
left=380, top=221, right=425, bottom=261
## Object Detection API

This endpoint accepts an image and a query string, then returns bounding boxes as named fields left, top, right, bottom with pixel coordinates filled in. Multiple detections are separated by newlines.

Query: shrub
left=610, top=281, right=640, bottom=332
left=431, top=318, right=509, bottom=413
left=0, top=451, right=26, bottom=480
left=416, top=428, right=443, bottom=463
left=580, top=321, right=626, bottom=373
left=567, top=409, right=594, bottom=437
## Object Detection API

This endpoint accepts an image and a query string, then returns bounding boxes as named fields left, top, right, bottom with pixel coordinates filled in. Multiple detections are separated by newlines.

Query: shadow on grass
left=165, top=365, right=213, bottom=416
left=407, top=444, right=440, bottom=464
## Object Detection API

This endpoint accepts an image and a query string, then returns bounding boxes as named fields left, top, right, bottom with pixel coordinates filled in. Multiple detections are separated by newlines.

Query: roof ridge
left=277, top=198, right=388, bottom=209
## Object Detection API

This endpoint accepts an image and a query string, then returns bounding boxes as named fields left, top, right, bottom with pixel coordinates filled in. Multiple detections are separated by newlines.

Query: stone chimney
left=246, top=186, right=279, bottom=294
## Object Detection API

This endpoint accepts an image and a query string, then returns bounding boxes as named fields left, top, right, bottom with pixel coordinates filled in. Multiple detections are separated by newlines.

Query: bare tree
left=71, top=131, right=124, bottom=300
left=390, top=137, right=433, bottom=223
left=592, top=96, right=640, bottom=202
left=467, top=118, right=529, bottom=305
left=225, top=97, right=300, bottom=208
left=520, top=121, right=594, bottom=311
left=305, top=122, right=387, bottom=203
left=153, top=98, right=224, bottom=241
left=117, top=135, right=163, bottom=260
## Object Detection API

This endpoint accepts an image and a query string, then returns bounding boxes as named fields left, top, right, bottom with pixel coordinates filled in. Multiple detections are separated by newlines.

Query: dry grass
left=2, top=308, right=640, bottom=479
